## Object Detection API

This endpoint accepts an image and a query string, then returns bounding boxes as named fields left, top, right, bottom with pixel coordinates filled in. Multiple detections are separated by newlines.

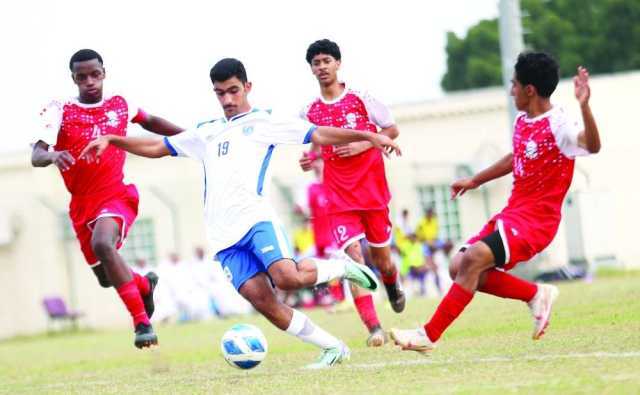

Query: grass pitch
left=1, top=271, right=639, bottom=394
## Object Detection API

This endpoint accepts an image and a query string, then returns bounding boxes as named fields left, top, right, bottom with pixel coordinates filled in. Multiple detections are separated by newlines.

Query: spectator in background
left=132, top=258, right=152, bottom=276
left=396, top=233, right=440, bottom=297
left=416, top=207, right=440, bottom=248
left=396, top=208, right=413, bottom=238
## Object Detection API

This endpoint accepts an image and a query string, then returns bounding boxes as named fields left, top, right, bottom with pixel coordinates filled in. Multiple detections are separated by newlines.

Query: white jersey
left=164, top=108, right=316, bottom=255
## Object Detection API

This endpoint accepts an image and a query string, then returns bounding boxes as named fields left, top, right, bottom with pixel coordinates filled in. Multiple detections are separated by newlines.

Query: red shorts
left=330, top=208, right=392, bottom=250
left=69, top=184, right=139, bottom=266
left=465, top=214, right=555, bottom=270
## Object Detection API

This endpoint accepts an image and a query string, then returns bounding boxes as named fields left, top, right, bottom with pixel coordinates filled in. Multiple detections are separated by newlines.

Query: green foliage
left=442, top=0, right=640, bottom=91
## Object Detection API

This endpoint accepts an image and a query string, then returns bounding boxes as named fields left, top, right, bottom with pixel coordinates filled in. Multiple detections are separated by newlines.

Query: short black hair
left=209, top=58, right=247, bottom=84
left=306, top=39, right=341, bottom=64
left=69, top=49, right=103, bottom=71
left=514, top=52, right=559, bottom=98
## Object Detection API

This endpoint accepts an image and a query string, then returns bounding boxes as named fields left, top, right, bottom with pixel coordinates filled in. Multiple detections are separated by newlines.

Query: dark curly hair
left=306, top=39, right=341, bottom=64
left=515, top=52, right=560, bottom=98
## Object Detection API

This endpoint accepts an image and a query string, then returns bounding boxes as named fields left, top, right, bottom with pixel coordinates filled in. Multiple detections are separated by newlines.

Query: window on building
left=416, top=184, right=461, bottom=242
left=120, top=218, right=158, bottom=265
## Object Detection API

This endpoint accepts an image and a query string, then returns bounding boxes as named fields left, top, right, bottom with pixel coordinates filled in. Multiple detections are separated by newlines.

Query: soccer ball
left=220, top=324, right=268, bottom=369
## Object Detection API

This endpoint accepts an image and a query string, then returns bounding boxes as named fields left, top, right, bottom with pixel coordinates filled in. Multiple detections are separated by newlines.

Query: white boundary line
left=347, top=351, right=640, bottom=370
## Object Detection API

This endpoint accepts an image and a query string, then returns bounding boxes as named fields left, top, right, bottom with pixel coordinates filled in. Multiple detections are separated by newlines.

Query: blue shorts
left=216, top=221, right=293, bottom=291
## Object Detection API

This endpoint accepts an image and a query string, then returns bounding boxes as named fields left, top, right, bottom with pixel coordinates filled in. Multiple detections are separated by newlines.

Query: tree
left=441, top=0, right=640, bottom=92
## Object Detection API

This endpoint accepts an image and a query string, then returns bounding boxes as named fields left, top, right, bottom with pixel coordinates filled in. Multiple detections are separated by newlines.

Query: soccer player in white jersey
left=80, top=58, right=402, bottom=368
left=391, top=52, right=601, bottom=353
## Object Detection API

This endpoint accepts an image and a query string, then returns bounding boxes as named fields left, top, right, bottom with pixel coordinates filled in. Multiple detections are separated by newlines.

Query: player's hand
left=51, top=150, right=75, bottom=172
left=450, top=177, right=478, bottom=199
left=369, top=134, right=401, bottom=157
left=574, top=66, right=591, bottom=107
left=80, top=136, right=111, bottom=163
left=299, top=152, right=314, bottom=172
left=334, top=141, right=373, bottom=158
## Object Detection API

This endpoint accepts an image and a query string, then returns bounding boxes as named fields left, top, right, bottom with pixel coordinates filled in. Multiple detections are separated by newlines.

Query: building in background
left=0, top=71, right=637, bottom=339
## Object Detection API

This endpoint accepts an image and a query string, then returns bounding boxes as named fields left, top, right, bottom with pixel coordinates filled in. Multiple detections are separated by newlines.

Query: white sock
left=310, top=257, right=346, bottom=285
left=285, top=309, right=341, bottom=349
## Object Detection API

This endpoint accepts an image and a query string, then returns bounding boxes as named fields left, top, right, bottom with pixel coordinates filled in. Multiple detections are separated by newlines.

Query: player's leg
left=250, top=221, right=377, bottom=291
left=390, top=240, right=494, bottom=353
left=90, top=217, right=156, bottom=348
left=363, top=209, right=405, bottom=313
left=237, top=271, right=349, bottom=368
left=342, top=240, right=387, bottom=347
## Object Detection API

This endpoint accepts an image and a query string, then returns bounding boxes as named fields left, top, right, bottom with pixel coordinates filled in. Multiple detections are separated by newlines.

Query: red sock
left=353, top=294, right=381, bottom=332
left=381, top=268, right=398, bottom=286
left=132, top=271, right=150, bottom=296
left=479, top=269, right=537, bottom=302
left=116, top=280, right=149, bottom=327
left=424, top=283, right=473, bottom=342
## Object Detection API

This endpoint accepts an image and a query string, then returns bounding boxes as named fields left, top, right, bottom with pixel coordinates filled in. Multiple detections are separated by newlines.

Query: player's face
left=310, top=54, right=340, bottom=86
left=71, top=59, right=105, bottom=104
left=510, top=75, right=530, bottom=111
left=213, top=77, right=252, bottom=118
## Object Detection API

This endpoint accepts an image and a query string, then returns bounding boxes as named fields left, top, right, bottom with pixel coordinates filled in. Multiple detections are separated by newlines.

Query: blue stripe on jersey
left=256, top=144, right=275, bottom=195
left=163, top=137, right=178, bottom=156
left=303, top=125, right=317, bottom=144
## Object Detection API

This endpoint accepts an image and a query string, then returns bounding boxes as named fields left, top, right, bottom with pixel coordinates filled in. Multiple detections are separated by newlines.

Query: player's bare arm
left=335, top=125, right=400, bottom=158
left=574, top=66, right=601, bottom=154
left=136, top=113, right=185, bottom=137
left=311, top=126, right=401, bottom=157
left=451, top=153, right=513, bottom=199
left=31, top=140, right=76, bottom=171
left=80, top=135, right=170, bottom=163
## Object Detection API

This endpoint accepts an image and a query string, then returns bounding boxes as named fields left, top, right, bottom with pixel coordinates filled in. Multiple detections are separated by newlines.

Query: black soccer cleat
left=142, top=272, right=159, bottom=319
left=134, top=322, right=158, bottom=349
left=384, top=281, right=406, bottom=313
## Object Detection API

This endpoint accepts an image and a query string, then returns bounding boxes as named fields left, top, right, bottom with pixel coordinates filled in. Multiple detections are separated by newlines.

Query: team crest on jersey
left=345, top=113, right=357, bottom=128
left=106, top=110, right=119, bottom=127
left=224, top=266, right=233, bottom=283
left=243, top=125, right=254, bottom=136
left=525, top=140, right=538, bottom=159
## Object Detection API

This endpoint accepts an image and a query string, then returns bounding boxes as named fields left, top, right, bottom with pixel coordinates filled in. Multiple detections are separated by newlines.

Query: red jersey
left=307, top=181, right=333, bottom=249
left=498, top=106, right=589, bottom=247
left=39, top=94, right=144, bottom=196
left=302, top=84, right=395, bottom=213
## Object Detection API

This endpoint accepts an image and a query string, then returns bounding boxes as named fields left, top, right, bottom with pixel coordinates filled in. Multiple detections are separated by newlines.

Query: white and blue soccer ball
left=220, top=324, right=268, bottom=369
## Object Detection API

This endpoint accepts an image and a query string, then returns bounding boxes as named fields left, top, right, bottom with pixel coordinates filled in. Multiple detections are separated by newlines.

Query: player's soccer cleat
left=134, top=322, right=158, bottom=349
left=528, top=283, right=559, bottom=340
left=383, top=280, right=406, bottom=313
left=341, top=255, right=379, bottom=291
left=366, top=326, right=388, bottom=347
left=142, top=271, right=159, bottom=319
left=304, top=343, right=351, bottom=369
left=389, top=327, right=436, bottom=355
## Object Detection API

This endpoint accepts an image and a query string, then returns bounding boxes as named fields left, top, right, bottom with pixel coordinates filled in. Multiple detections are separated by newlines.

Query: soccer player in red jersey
left=31, top=49, right=184, bottom=348
left=300, top=39, right=405, bottom=347
left=306, top=155, right=335, bottom=258
left=390, top=52, right=602, bottom=353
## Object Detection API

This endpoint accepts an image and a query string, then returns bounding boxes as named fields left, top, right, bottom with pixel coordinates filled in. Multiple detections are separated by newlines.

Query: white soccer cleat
left=304, top=342, right=351, bottom=369
left=389, top=327, right=435, bottom=354
left=528, top=283, right=559, bottom=340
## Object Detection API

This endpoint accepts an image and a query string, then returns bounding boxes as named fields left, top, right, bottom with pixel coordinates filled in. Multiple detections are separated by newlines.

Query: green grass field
left=1, top=272, right=639, bottom=394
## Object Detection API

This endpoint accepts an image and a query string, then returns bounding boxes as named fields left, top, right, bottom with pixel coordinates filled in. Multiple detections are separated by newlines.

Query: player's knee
left=449, top=255, right=463, bottom=280
left=272, top=275, right=301, bottom=291
left=91, top=238, right=115, bottom=259
left=459, top=246, right=491, bottom=277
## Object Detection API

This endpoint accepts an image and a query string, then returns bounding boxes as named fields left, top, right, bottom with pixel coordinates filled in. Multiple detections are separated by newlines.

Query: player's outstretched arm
left=311, top=126, right=401, bottom=157
left=136, top=113, right=185, bottom=137
left=31, top=140, right=76, bottom=171
left=574, top=66, right=601, bottom=154
left=334, top=125, right=400, bottom=158
left=451, top=153, right=513, bottom=199
left=80, top=135, right=170, bottom=163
